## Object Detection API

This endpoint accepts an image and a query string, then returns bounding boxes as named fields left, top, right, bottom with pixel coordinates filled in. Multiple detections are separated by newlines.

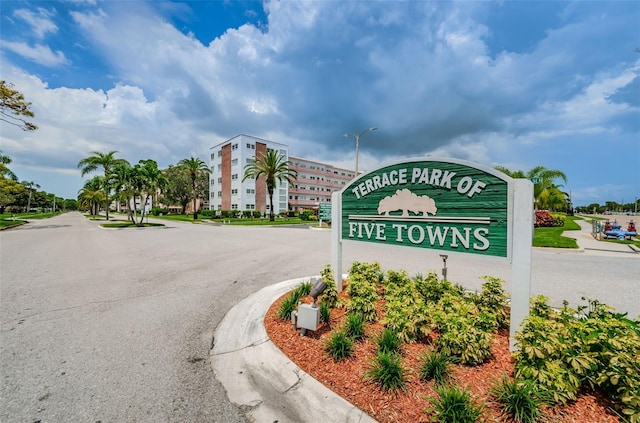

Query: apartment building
left=209, top=135, right=290, bottom=215
left=288, top=156, right=355, bottom=212
left=209, top=135, right=356, bottom=215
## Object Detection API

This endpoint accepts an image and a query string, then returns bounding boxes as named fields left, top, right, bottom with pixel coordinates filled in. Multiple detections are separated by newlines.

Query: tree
left=177, top=157, right=211, bottom=220
left=0, top=81, right=38, bottom=131
left=77, top=176, right=105, bottom=216
left=495, top=165, right=568, bottom=210
left=242, top=149, right=297, bottom=221
left=132, top=160, right=168, bottom=224
left=0, top=177, right=25, bottom=213
left=108, top=162, right=133, bottom=220
left=0, top=150, right=17, bottom=181
left=21, top=180, right=40, bottom=212
left=77, top=151, right=129, bottom=220
left=162, top=164, right=195, bottom=214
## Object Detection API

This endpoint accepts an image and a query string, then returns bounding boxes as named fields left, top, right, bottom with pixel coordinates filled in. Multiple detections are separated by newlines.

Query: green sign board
left=318, top=202, right=332, bottom=221
left=340, top=159, right=509, bottom=257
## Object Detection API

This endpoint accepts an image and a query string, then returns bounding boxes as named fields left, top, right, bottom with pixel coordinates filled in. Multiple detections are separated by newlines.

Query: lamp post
left=342, top=127, right=377, bottom=175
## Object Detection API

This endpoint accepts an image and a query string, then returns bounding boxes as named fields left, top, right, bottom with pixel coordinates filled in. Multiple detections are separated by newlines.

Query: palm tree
left=177, top=157, right=211, bottom=220
left=77, top=151, right=129, bottom=220
left=21, top=180, right=40, bottom=213
left=77, top=176, right=105, bottom=216
left=109, top=162, right=134, bottom=221
left=134, top=160, right=168, bottom=223
left=243, top=149, right=297, bottom=221
left=495, top=165, right=568, bottom=210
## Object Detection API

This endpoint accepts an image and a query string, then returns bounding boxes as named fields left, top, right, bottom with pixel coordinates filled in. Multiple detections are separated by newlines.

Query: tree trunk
left=192, top=180, right=198, bottom=220
left=268, top=188, right=275, bottom=221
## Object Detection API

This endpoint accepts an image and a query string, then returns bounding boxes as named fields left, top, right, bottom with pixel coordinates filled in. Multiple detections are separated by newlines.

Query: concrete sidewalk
left=211, top=276, right=376, bottom=423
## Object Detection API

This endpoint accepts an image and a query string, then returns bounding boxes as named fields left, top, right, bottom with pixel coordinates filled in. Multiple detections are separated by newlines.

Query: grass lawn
left=1, top=212, right=59, bottom=229
left=533, top=215, right=581, bottom=248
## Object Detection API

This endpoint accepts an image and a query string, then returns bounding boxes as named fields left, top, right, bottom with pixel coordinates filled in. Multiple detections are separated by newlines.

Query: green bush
left=491, top=376, right=542, bottom=423
left=365, top=351, right=407, bottom=391
left=382, top=270, right=430, bottom=343
left=514, top=296, right=640, bottom=420
left=376, top=328, right=402, bottom=356
left=427, top=384, right=484, bottom=423
left=151, top=207, right=168, bottom=216
left=344, top=312, right=366, bottom=341
left=199, top=209, right=215, bottom=217
left=277, top=282, right=312, bottom=321
left=420, top=350, right=452, bottom=385
left=346, top=262, right=381, bottom=322
left=319, top=264, right=340, bottom=309
left=325, top=330, right=354, bottom=361
left=319, top=302, right=331, bottom=325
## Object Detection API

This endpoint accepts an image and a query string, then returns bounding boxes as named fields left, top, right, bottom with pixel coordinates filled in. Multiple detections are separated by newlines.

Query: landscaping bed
left=265, top=263, right=638, bottom=422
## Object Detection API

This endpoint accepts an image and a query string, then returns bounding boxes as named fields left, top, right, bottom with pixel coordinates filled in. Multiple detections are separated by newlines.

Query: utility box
left=297, top=303, right=320, bottom=331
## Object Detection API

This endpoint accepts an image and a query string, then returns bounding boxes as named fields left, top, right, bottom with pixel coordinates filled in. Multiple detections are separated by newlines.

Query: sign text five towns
left=339, top=160, right=509, bottom=258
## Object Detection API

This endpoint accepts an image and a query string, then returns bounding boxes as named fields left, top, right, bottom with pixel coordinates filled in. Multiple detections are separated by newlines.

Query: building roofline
left=289, top=155, right=354, bottom=173
left=210, top=134, right=289, bottom=150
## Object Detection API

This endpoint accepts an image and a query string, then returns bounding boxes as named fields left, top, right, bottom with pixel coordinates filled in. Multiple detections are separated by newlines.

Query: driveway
left=1, top=212, right=638, bottom=422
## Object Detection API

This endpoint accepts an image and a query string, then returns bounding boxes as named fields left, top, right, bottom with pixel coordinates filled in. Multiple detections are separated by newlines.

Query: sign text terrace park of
left=340, top=159, right=509, bottom=258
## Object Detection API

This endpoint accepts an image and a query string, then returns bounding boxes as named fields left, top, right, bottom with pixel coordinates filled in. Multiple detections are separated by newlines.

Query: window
left=246, top=158, right=254, bottom=164
left=217, top=164, right=222, bottom=171
left=210, top=180, right=215, bottom=186
left=231, top=189, right=238, bottom=195
left=218, top=177, right=222, bottom=183
left=210, top=153, right=215, bottom=160
left=248, top=204, right=255, bottom=210
left=217, top=150, right=222, bottom=157
left=232, top=204, right=238, bottom=209
left=246, top=143, right=255, bottom=149
left=231, top=143, right=238, bottom=150
left=217, top=191, right=222, bottom=197
left=246, top=189, right=255, bottom=194
left=231, top=158, right=238, bottom=166
left=231, top=174, right=238, bottom=180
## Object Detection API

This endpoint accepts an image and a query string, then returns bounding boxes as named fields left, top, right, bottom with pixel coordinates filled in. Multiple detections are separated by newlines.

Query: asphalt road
left=1, top=212, right=638, bottom=422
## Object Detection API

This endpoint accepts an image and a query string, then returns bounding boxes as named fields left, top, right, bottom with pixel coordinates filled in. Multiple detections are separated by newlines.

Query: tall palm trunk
left=268, top=187, right=275, bottom=221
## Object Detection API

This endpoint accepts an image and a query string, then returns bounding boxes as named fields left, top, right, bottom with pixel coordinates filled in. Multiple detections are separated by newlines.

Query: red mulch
left=264, top=287, right=620, bottom=423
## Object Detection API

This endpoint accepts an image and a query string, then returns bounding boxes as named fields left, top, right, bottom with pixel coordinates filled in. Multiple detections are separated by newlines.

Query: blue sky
left=1, top=0, right=638, bottom=206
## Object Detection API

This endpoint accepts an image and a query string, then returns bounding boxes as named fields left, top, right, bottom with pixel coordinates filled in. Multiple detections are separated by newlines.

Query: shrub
left=277, top=282, right=312, bottom=321
left=346, top=262, right=381, bottom=322
left=427, top=384, right=484, bottom=423
left=325, top=330, right=354, bottom=361
left=199, top=209, right=215, bottom=217
left=319, top=302, right=331, bottom=325
left=420, top=350, right=452, bottom=385
left=491, top=376, right=542, bottom=423
left=365, top=351, right=407, bottom=391
left=319, top=265, right=340, bottom=309
left=344, top=312, right=366, bottom=341
left=376, top=328, right=402, bottom=356
left=383, top=270, right=430, bottom=343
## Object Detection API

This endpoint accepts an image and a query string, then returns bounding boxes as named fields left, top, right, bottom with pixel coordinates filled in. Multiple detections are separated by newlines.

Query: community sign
left=339, top=158, right=510, bottom=258
left=331, top=157, right=533, bottom=350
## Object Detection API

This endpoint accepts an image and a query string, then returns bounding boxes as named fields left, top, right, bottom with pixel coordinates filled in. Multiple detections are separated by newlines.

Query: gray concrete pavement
left=1, top=212, right=638, bottom=423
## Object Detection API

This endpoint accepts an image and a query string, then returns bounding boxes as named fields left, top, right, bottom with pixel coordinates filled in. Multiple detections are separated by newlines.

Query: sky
left=1, top=0, right=639, bottom=206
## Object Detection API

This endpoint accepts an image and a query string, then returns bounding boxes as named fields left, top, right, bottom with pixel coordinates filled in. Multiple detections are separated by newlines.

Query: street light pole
left=342, top=127, right=377, bottom=175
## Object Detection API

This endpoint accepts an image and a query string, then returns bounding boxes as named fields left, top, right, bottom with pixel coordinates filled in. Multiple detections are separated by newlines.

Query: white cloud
left=1, top=41, right=69, bottom=67
left=1, top=0, right=637, bottom=204
left=14, top=7, right=58, bottom=39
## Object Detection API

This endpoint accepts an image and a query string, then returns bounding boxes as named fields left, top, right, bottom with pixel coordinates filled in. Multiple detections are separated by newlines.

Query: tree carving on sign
left=377, top=188, right=438, bottom=217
